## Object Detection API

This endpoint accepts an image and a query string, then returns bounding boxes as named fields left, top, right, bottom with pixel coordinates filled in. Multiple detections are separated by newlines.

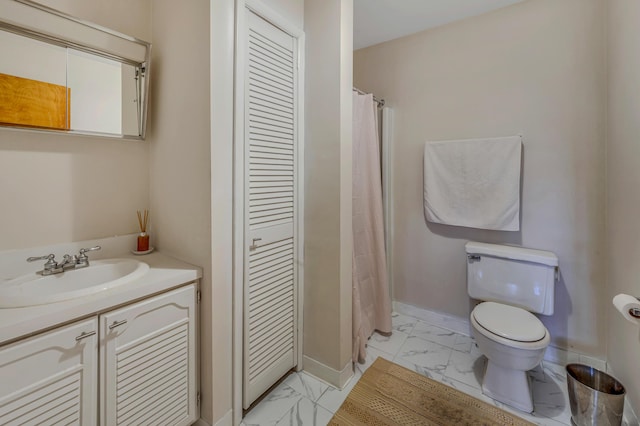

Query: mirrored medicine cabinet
left=0, top=0, right=151, bottom=139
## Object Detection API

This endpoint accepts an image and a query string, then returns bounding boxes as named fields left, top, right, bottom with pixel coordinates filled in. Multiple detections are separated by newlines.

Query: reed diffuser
left=136, top=209, right=150, bottom=252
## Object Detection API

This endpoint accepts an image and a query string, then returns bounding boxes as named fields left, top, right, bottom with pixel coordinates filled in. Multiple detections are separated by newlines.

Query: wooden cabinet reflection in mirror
left=0, top=72, right=70, bottom=131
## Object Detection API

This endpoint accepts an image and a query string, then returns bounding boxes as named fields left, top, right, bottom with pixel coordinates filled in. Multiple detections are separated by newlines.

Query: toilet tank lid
left=465, top=241, right=558, bottom=267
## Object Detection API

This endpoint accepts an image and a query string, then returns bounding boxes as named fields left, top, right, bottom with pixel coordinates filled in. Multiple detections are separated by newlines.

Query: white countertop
left=0, top=250, right=201, bottom=345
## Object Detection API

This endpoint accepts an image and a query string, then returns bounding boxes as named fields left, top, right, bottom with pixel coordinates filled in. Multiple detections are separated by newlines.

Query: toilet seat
left=471, top=302, right=548, bottom=349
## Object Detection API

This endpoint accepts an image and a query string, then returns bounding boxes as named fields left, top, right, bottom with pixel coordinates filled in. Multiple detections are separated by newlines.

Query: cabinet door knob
left=75, top=330, right=96, bottom=341
left=108, top=319, right=128, bottom=330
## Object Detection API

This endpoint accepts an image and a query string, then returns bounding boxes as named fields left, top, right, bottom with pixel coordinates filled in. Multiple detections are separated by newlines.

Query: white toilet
left=466, top=241, right=558, bottom=413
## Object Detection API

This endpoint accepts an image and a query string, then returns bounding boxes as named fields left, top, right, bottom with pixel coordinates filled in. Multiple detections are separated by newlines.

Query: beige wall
left=606, top=0, right=640, bottom=411
left=33, top=0, right=152, bottom=41
left=0, top=1, right=152, bottom=251
left=304, top=0, right=354, bottom=382
left=354, top=0, right=607, bottom=356
left=149, top=0, right=215, bottom=422
left=269, top=0, right=304, bottom=29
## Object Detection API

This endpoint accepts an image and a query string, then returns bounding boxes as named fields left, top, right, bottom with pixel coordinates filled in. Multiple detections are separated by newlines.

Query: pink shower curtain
left=352, top=92, right=392, bottom=363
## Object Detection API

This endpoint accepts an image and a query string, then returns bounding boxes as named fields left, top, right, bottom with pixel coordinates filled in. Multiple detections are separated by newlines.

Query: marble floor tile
left=391, top=312, right=418, bottom=334
left=243, top=383, right=302, bottom=426
left=275, top=396, right=333, bottom=426
left=316, top=368, right=361, bottom=414
left=367, top=329, right=409, bottom=354
left=282, top=371, right=329, bottom=402
left=411, top=320, right=459, bottom=349
left=530, top=363, right=572, bottom=424
left=452, top=333, right=475, bottom=353
left=443, top=349, right=486, bottom=390
left=392, top=355, right=444, bottom=382
left=440, top=375, right=497, bottom=406
left=356, top=344, right=395, bottom=376
left=396, top=335, right=452, bottom=377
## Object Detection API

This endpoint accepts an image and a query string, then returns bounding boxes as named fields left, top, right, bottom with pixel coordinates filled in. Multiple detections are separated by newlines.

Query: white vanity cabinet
left=0, top=282, right=198, bottom=426
left=100, top=284, right=198, bottom=426
left=0, top=318, right=99, bottom=425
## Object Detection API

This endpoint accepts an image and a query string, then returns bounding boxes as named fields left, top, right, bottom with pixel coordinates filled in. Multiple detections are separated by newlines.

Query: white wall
left=606, top=0, right=640, bottom=412
left=354, top=0, right=607, bottom=356
left=210, top=0, right=235, bottom=423
left=0, top=0, right=152, bottom=252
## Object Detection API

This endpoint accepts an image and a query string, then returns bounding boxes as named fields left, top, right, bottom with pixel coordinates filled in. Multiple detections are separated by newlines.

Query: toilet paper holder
left=629, top=301, right=640, bottom=319
left=613, top=294, right=640, bottom=323
left=627, top=296, right=640, bottom=318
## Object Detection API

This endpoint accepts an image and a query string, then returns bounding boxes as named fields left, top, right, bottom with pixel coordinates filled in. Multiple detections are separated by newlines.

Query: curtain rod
left=353, top=87, right=385, bottom=107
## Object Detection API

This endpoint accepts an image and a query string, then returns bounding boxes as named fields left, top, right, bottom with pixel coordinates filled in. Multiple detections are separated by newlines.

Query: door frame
left=232, top=1, right=305, bottom=423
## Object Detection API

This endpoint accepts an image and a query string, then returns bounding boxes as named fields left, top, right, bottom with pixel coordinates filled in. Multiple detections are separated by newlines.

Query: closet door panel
left=243, top=8, right=298, bottom=408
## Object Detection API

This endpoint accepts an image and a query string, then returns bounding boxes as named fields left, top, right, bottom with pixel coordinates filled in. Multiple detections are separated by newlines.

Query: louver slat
left=0, top=370, right=83, bottom=426
left=246, top=238, right=295, bottom=388
left=248, top=55, right=294, bottom=231
left=115, top=323, right=190, bottom=426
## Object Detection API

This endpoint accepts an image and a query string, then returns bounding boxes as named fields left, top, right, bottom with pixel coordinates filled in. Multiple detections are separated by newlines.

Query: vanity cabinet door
left=100, top=284, right=197, bottom=426
left=0, top=318, right=98, bottom=425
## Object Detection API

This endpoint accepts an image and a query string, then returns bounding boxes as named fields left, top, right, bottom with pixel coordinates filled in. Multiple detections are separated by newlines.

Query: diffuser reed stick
left=136, top=209, right=150, bottom=252
left=137, top=209, right=149, bottom=233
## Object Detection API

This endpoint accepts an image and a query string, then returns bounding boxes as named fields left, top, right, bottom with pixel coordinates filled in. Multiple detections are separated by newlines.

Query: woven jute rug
left=329, top=357, right=535, bottom=426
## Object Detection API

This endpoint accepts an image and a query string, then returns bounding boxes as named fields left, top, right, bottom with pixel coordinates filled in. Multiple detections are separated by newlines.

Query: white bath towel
left=423, top=135, right=522, bottom=231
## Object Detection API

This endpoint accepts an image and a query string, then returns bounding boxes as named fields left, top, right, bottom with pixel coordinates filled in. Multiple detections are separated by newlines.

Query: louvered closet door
left=243, top=9, right=298, bottom=408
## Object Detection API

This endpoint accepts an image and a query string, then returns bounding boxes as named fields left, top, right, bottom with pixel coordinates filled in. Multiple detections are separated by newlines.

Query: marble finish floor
left=241, top=313, right=631, bottom=426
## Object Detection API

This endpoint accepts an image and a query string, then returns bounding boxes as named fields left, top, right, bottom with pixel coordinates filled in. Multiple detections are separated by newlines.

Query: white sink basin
left=0, top=258, right=149, bottom=308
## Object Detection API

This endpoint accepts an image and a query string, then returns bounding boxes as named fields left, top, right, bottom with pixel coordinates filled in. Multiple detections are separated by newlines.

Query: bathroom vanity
left=0, top=247, right=201, bottom=426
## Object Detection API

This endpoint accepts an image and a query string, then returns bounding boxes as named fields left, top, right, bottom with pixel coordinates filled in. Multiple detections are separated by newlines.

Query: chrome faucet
left=27, top=246, right=101, bottom=275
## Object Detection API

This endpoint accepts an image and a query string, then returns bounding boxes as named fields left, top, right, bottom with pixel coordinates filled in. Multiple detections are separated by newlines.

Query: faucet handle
left=27, top=253, right=56, bottom=262
left=27, top=253, right=55, bottom=263
left=79, top=246, right=101, bottom=257
left=77, top=246, right=101, bottom=266
left=26, top=254, right=58, bottom=273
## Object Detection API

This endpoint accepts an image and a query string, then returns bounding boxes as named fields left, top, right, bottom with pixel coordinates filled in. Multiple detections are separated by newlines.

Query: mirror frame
left=0, top=0, right=151, bottom=140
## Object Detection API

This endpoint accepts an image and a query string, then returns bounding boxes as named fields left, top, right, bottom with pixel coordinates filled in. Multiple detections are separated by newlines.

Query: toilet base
left=482, top=360, right=534, bottom=413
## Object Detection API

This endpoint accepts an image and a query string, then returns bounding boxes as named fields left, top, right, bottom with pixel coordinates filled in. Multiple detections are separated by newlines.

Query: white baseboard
left=196, top=409, right=231, bottom=426
left=302, top=355, right=353, bottom=389
left=393, top=301, right=472, bottom=336
left=392, top=301, right=605, bottom=367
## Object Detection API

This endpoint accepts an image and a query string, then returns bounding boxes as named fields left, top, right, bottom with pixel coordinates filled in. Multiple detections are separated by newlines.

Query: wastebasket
left=566, top=363, right=625, bottom=426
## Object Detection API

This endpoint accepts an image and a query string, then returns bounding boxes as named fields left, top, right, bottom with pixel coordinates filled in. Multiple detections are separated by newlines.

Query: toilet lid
left=472, top=302, right=547, bottom=342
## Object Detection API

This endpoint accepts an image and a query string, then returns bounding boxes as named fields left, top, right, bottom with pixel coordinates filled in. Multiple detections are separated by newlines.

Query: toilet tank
left=466, top=242, right=558, bottom=315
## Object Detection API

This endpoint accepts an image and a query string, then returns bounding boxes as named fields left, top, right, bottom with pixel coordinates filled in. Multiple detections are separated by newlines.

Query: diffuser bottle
left=137, top=232, right=149, bottom=252
left=136, top=209, right=150, bottom=252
